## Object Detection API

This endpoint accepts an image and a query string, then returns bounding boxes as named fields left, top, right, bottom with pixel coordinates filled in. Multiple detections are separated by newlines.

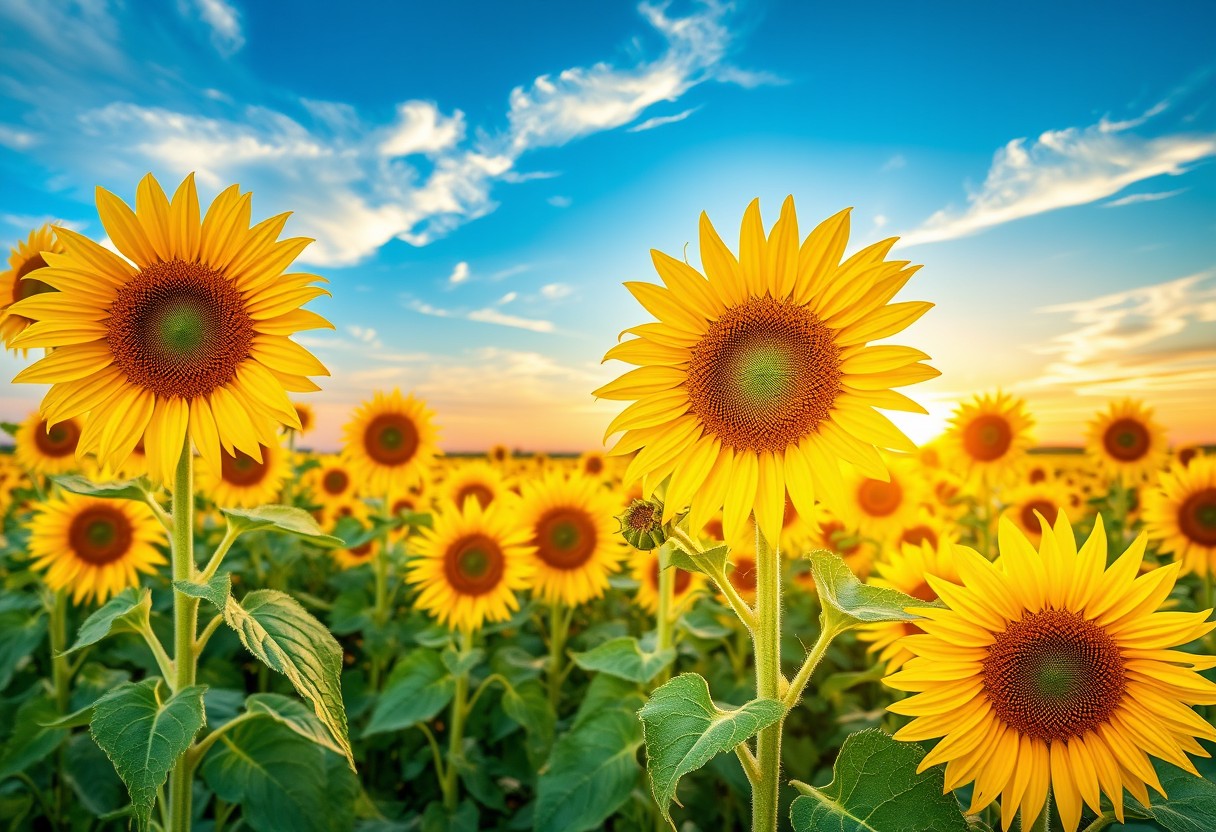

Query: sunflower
left=1086, top=399, right=1168, bottom=484
left=518, top=471, right=625, bottom=606
left=197, top=439, right=289, bottom=508
left=9, top=174, right=331, bottom=485
left=594, top=197, right=937, bottom=546
left=291, top=401, right=315, bottom=435
left=407, top=497, right=533, bottom=632
left=889, top=509, right=954, bottom=553
left=810, top=505, right=876, bottom=580
left=13, top=411, right=82, bottom=475
left=885, top=514, right=1216, bottom=832
left=1144, top=456, right=1216, bottom=577
left=443, top=461, right=509, bottom=511
left=332, top=538, right=378, bottom=570
left=578, top=450, right=608, bottom=479
left=941, top=391, right=1034, bottom=484
left=857, top=537, right=960, bottom=671
left=1001, top=478, right=1071, bottom=547
left=306, top=454, right=359, bottom=525
left=343, top=389, right=439, bottom=497
left=487, top=444, right=511, bottom=465
left=0, top=225, right=64, bottom=352
left=840, top=456, right=924, bottom=541
left=632, top=549, right=706, bottom=615
left=28, top=492, right=167, bottom=603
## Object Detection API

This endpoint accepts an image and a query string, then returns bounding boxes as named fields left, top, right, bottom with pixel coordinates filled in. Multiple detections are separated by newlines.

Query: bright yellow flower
left=0, top=225, right=64, bottom=353
left=342, top=389, right=439, bottom=497
left=1001, top=477, right=1072, bottom=547
left=839, top=455, right=924, bottom=540
left=197, top=439, right=289, bottom=508
left=443, top=461, right=509, bottom=511
left=1144, top=456, right=1216, bottom=576
left=595, top=197, right=937, bottom=546
left=886, top=514, right=1216, bottom=832
left=13, top=411, right=82, bottom=476
left=10, top=174, right=331, bottom=485
left=941, top=391, right=1034, bottom=484
left=1085, top=398, right=1168, bottom=484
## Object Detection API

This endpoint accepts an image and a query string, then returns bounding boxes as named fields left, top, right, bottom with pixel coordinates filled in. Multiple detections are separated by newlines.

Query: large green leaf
left=570, top=636, right=676, bottom=684
left=808, top=550, right=932, bottom=624
left=500, top=679, right=555, bottom=767
left=88, top=679, right=206, bottom=831
left=245, top=693, right=345, bottom=758
left=222, top=590, right=353, bottom=767
left=0, top=609, right=46, bottom=691
left=200, top=718, right=356, bottom=832
left=533, top=707, right=643, bottom=832
left=789, top=728, right=968, bottom=832
left=50, top=474, right=151, bottom=502
left=62, top=587, right=150, bottom=656
left=0, top=696, right=68, bottom=780
left=1124, top=759, right=1216, bottom=832
left=364, top=649, right=454, bottom=737
left=639, top=672, right=784, bottom=826
left=658, top=539, right=729, bottom=576
left=222, top=505, right=343, bottom=547
left=173, top=572, right=231, bottom=611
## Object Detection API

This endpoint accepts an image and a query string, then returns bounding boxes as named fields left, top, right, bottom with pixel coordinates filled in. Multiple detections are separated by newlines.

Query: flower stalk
left=751, top=527, right=782, bottom=832
left=168, top=436, right=197, bottom=832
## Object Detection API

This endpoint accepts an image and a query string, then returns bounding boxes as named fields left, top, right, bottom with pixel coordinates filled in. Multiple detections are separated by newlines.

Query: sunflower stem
left=442, top=630, right=473, bottom=813
left=168, top=435, right=197, bottom=832
left=655, top=561, right=675, bottom=688
left=547, top=602, right=569, bottom=711
left=1079, top=812, right=1116, bottom=832
left=751, top=526, right=782, bottom=832
left=49, top=589, right=70, bottom=826
left=782, top=606, right=848, bottom=710
left=670, top=527, right=756, bottom=631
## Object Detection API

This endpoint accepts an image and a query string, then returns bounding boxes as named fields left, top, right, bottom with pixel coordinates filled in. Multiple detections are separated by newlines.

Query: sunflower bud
left=617, top=498, right=667, bottom=550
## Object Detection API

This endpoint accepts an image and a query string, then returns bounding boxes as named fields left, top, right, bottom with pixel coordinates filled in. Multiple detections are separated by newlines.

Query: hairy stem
left=167, top=436, right=197, bottom=832
left=751, top=527, right=782, bottom=832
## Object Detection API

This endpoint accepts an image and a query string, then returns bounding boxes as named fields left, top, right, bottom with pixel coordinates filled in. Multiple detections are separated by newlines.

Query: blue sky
left=1, top=0, right=1214, bottom=451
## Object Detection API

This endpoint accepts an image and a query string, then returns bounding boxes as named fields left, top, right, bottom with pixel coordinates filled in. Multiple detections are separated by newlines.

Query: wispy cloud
left=0, top=126, right=37, bottom=150
left=628, top=106, right=699, bottom=132
left=408, top=298, right=555, bottom=333
left=447, top=261, right=470, bottom=285
left=540, top=283, right=573, bottom=300
left=899, top=103, right=1216, bottom=247
left=187, top=0, right=244, bottom=55
left=1103, top=188, right=1187, bottom=207
left=547, top=195, right=573, bottom=208
left=880, top=153, right=906, bottom=172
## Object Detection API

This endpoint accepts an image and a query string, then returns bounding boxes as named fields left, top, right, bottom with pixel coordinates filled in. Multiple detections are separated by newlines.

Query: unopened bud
left=617, top=498, right=667, bottom=550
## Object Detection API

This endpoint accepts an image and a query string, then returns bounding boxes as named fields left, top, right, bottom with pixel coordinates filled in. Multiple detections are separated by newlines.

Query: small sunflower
left=595, top=197, right=937, bottom=546
left=840, top=457, right=924, bottom=541
left=518, top=471, right=625, bottom=606
left=1001, top=478, right=1071, bottom=547
left=343, top=389, right=439, bottom=497
left=9, top=174, right=332, bottom=485
left=1086, top=399, right=1168, bottom=484
left=0, top=225, right=64, bottom=352
left=941, top=391, right=1034, bottom=484
left=13, top=411, right=82, bottom=475
left=291, top=401, right=316, bottom=435
left=632, top=549, right=706, bottom=615
left=443, top=461, right=509, bottom=511
left=197, top=439, right=289, bottom=508
left=810, top=505, right=876, bottom=580
left=28, top=492, right=167, bottom=603
left=1144, top=456, right=1216, bottom=577
left=407, top=497, right=533, bottom=632
left=332, top=538, right=378, bottom=570
left=886, top=514, right=1216, bottom=832
left=578, top=450, right=608, bottom=479
left=487, top=444, right=511, bottom=465
left=889, top=509, right=954, bottom=553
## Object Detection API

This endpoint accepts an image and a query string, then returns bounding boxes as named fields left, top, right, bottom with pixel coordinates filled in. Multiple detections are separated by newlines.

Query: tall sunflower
left=594, top=197, right=937, bottom=545
left=519, top=471, right=625, bottom=606
left=407, top=497, right=533, bottom=632
left=885, top=514, right=1216, bottom=832
left=1144, top=456, right=1216, bottom=577
left=941, top=391, right=1034, bottom=484
left=197, top=439, right=289, bottom=508
left=1086, top=399, right=1168, bottom=484
left=9, top=174, right=331, bottom=485
left=343, top=389, right=439, bottom=497
left=0, top=225, right=64, bottom=352
left=28, top=492, right=167, bottom=604
left=14, top=411, right=82, bottom=475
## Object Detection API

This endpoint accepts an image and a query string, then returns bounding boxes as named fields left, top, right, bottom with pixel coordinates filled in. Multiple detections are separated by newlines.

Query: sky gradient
left=1, top=0, right=1214, bottom=452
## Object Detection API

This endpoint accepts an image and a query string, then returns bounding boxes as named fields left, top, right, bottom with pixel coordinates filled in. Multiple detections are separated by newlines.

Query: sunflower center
left=857, top=478, right=903, bottom=517
left=444, top=534, right=506, bottom=596
left=627, top=501, right=659, bottom=532
left=349, top=541, right=374, bottom=560
left=536, top=508, right=598, bottom=570
left=1103, top=419, right=1150, bottom=462
left=900, top=525, right=938, bottom=548
left=220, top=448, right=269, bottom=487
left=1179, top=488, right=1216, bottom=547
left=322, top=469, right=349, bottom=495
left=1019, top=499, right=1057, bottom=532
left=107, top=259, right=253, bottom=400
left=584, top=456, right=604, bottom=475
left=685, top=296, right=841, bottom=453
left=34, top=419, right=80, bottom=458
left=822, top=521, right=860, bottom=555
left=455, top=483, right=494, bottom=510
left=363, top=413, right=419, bottom=466
left=963, top=415, right=1013, bottom=462
left=68, top=507, right=134, bottom=565
left=983, top=609, right=1125, bottom=742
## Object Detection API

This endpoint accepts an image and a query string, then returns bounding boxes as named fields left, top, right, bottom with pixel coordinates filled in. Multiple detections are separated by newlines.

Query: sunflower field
left=0, top=179, right=1213, bottom=832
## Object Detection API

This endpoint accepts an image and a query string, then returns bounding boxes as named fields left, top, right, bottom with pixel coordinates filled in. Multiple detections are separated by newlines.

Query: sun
left=595, top=197, right=937, bottom=546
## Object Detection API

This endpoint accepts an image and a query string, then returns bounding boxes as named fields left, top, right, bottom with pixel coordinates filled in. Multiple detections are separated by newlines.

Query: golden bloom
left=343, top=389, right=439, bottom=497
left=443, top=461, right=509, bottom=511
left=10, top=174, right=331, bottom=485
left=197, top=439, right=289, bottom=508
left=0, top=225, right=64, bottom=352
left=1144, top=456, right=1216, bottom=577
left=595, top=197, right=937, bottom=545
left=1001, top=478, right=1071, bottom=547
left=941, top=391, right=1034, bottom=484
left=886, top=514, right=1216, bottom=832
left=857, top=538, right=959, bottom=671
left=407, top=497, right=533, bottom=632
left=840, top=456, right=923, bottom=541
left=578, top=450, right=608, bottom=479
left=14, top=411, right=82, bottom=476
left=332, top=538, right=378, bottom=570
left=1086, top=399, right=1168, bottom=484
left=29, top=492, right=167, bottom=603
left=487, top=444, right=510, bottom=465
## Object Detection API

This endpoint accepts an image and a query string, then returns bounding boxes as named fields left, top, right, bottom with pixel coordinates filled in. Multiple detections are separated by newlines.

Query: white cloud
left=497, top=291, right=517, bottom=305
left=628, top=107, right=699, bottom=132
left=493, top=264, right=531, bottom=280
left=872, top=213, right=888, bottom=230
left=467, top=307, right=555, bottom=333
left=408, top=300, right=453, bottom=318
left=1103, top=188, right=1187, bottom=207
left=547, top=195, right=572, bottom=208
left=447, top=261, right=470, bottom=285
left=379, top=101, right=465, bottom=157
left=0, top=126, right=37, bottom=149
left=189, top=0, right=244, bottom=55
left=881, top=153, right=906, bottom=172
left=540, top=283, right=573, bottom=300
left=347, top=325, right=381, bottom=347
left=899, top=111, right=1216, bottom=247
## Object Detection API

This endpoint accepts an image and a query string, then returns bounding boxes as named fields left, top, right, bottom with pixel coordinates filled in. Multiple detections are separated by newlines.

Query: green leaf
left=245, top=693, right=345, bottom=758
left=789, top=728, right=969, bottom=832
left=575, top=673, right=646, bottom=730
left=39, top=703, right=94, bottom=729
left=638, top=672, right=784, bottom=825
left=808, top=550, right=932, bottom=624
left=364, top=649, right=454, bottom=737
left=0, top=696, right=68, bottom=780
left=0, top=421, right=18, bottom=437
left=1124, top=759, right=1216, bottom=832
left=173, top=572, right=231, bottom=611
left=88, top=679, right=206, bottom=832
left=441, top=646, right=485, bottom=678
left=819, top=665, right=887, bottom=700
left=658, top=539, right=728, bottom=576
left=64, top=732, right=127, bottom=816
left=0, top=609, right=46, bottom=691
left=50, top=474, right=151, bottom=501
left=222, top=590, right=353, bottom=767
left=63, top=587, right=150, bottom=656
left=570, top=636, right=676, bottom=684
left=534, top=708, right=643, bottom=832
left=222, top=505, right=343, bottom=547
left=200, top=718, right=356, bottom=832
left=500, top=679, right=555, bottom=767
